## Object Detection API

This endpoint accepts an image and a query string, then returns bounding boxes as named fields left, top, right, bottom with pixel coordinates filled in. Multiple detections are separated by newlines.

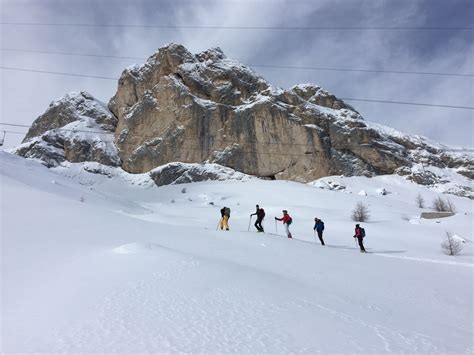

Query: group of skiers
left=219, top=205, right=367, bottom=253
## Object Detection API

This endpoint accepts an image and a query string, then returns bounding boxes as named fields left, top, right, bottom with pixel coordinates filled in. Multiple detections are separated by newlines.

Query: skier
left=353, top=224, right=366, bottom=253
left=220, top=206, right=231, bottom=231
left=275, top=210, right=293, bottom=238
left=313, top=218, right=325, bottom=245
left=250, top=204, right=265, bottom=232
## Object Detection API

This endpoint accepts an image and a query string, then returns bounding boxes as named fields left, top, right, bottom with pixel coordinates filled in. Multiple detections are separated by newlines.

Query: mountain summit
left=13, top=43, right=473, bottom=197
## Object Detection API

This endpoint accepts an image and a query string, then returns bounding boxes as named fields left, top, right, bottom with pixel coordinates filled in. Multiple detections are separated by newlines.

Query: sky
left=1, top=0, right=473, bottom=149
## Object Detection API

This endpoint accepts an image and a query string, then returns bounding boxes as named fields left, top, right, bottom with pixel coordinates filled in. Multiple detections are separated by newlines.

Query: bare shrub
left=415, top=193, right=425, bottom=208
left=351, top=202, right=370, bottom=222
left=441, top=232, right=463, bottom=256
left=432, top=196, right=448, bottom=212
left=432, top=196, right=456, bottom=212
left=446, top=198, right=456, bottom=213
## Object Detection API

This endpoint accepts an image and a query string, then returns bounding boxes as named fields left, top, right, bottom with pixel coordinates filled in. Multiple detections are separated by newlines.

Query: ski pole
left=247, top=216, right=252, bottom=231
left=216, top=218, right=222, bottom=231
left=275, top=219, right=278, bottom=234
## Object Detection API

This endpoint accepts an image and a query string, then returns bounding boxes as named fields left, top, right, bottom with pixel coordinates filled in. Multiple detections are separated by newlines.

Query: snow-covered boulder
left=328, top=181, right=346, bottom=191
left=149, top=162, right=252, bottom=186
left=309, top=180, right=332, bottom=190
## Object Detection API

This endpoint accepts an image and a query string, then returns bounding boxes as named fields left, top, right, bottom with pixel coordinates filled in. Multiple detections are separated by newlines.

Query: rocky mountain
left=15, top=92, right=119, bottom=167
left=13, top=43, right=473, bottom=197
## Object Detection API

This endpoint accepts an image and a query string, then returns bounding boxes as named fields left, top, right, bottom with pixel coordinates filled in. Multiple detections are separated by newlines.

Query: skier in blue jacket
left=313, top=218, right=325, bottom=245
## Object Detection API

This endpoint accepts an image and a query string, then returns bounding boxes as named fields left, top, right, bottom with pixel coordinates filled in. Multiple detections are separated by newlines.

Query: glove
left=274, top=217, right=278, bottom=220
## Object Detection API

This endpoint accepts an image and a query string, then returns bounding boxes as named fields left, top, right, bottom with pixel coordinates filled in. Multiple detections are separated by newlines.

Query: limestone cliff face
left=108, top=43, right=418, bottom=181
left=13, top=43, right=473, bottom=196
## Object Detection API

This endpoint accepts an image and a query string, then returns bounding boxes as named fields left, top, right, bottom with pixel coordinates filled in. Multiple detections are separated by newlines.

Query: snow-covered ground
left=1, top=151, right=473, bottom=353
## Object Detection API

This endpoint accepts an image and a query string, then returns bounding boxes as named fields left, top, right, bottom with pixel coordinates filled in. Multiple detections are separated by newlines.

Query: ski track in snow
left=244, top=231, right=474, bottom=268
left=372, top=252, right=474, bottom=267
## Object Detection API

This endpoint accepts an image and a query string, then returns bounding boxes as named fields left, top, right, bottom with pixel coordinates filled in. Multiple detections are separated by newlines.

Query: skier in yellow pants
left=219, top=206, right=231, bottom=231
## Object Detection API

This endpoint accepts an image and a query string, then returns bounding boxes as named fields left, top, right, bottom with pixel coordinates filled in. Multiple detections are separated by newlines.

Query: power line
left=1, top=48, right=144, bottom=61
left=0, top=134, right=449, bottom=158
left=0, top=125, right=355, bottom=157
left=0, top=128, right=321, bottom=158
left=2, top=130, right=29, bottom=135
left=2, top=48, right=472, bottom=78
left=2, top=66, right=473, bottom=110
left=0, top=122, right=348, bottom=148
left=0, top=66, right=117, bottom=80
left=248, top=64, right=474, bottom=78
left=1, top=22, right=473, bottom=30
left=337, top=97, right=474, bottom=110
left=0, top=123, right=32, bottom=128
left=0, top=122, right=471, bottom=152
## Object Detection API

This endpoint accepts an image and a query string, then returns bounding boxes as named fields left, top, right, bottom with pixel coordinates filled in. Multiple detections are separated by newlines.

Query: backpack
left=360, top=228, right=365, bottom=238
left=287, top=216, right=293, bottom=225
left=224, top=207, right=231, bottom=217
left=320, top=221, right=325, bottom=231
left=259, top=208, right=265, bottom=218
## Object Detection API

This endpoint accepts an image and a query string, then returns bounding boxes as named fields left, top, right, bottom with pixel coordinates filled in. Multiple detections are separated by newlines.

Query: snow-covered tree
left=441, top=232, right=463, bottom=256
left=415, top=193, right=425, bottom=208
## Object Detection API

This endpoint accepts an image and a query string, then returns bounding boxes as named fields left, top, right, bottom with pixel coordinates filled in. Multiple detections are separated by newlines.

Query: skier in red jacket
left=353, top=224, right=366, bottom=253
left=275, top=210, right=293, bottom=238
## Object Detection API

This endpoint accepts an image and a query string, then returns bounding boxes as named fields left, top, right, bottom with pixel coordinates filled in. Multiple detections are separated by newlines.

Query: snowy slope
left=1, top=151, right=473, bottom=353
